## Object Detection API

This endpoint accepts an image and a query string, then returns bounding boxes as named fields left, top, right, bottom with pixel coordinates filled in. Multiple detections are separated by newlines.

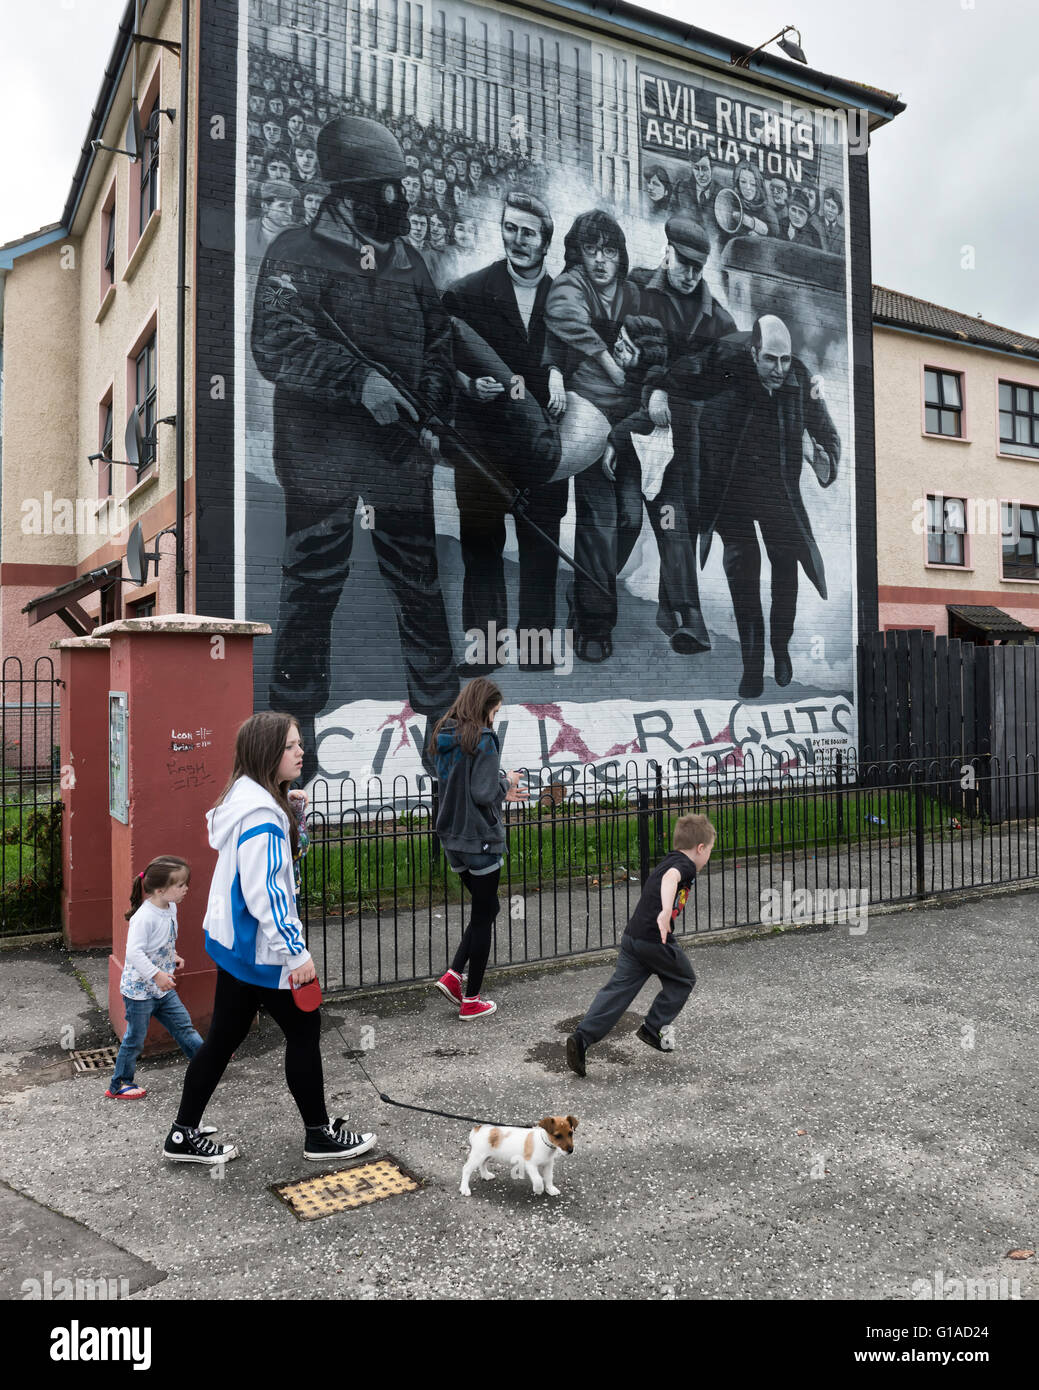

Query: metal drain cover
left=70, top=1047, right=119, bottom=1073
left=272, top=1154, right=421, bottom=1221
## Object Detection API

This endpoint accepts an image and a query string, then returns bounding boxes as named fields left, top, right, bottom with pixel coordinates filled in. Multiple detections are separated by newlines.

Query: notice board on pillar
left=109, top=692, right=128, bottom=823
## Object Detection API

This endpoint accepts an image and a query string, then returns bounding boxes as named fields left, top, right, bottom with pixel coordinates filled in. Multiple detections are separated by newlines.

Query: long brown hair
left=125, top=856, right=191, bottom=921
left=215, top=711, right=301, bottom=857
left=430, top=678, right=502, bottom=756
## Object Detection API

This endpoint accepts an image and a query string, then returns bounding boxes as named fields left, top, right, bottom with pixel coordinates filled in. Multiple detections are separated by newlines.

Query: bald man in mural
left=648, top=314, right=840, bottom=699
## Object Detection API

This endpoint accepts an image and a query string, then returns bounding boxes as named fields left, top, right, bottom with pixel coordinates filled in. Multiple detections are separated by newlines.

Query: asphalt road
left=0, top=889, right=1035, bottom=1301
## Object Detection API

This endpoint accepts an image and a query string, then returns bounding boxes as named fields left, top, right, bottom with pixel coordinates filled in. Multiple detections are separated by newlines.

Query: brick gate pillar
left=91, top=615, right=270, bottom=1046
left=52, top=636, right=113, bottom=949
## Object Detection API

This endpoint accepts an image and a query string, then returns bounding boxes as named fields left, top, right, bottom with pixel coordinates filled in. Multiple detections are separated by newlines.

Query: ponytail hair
left=126, top=856, right=191, bottom=920
left=430, top=677, right=503, bottom=757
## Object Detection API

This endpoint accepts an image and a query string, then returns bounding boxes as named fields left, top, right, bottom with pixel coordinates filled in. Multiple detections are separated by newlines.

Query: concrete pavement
left=0, top=889, right=1036, bottom=1300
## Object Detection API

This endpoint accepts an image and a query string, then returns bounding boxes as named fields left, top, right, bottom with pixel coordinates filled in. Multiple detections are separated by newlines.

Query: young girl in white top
left=106, top=857, right=203, bottom=1100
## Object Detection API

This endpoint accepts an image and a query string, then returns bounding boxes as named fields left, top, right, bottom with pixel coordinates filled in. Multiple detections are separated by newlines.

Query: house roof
left=873, top=286, right=1039, bottom=361
left=947, top=605, right=1038, bottom=637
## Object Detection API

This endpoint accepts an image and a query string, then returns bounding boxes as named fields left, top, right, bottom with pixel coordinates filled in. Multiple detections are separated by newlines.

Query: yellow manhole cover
left=273, top=1154, right=421, bottom=1220
left=70, top=1046, right=119, bottom=1073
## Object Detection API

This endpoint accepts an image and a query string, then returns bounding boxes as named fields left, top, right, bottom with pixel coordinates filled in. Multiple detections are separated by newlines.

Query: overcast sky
left=3, top=0, right=1038, bottom=334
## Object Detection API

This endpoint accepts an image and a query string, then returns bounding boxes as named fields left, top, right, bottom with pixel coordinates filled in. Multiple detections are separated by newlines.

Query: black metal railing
left=1, top=656, right=63, bottom=936
left=297, top=749, right=1039, bottom=993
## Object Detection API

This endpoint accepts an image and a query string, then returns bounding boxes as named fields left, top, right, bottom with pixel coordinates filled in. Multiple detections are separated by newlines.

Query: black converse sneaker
left=304, top=1124, right=377, bottom=1161
left=163, top=1124, right=239, bottom=1164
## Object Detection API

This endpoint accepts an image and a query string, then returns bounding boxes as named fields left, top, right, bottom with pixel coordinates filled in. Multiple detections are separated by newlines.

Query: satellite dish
left=127, top=523, right=147, bottom=584
left=126, top=523, right=177, bottom=586
left=123, top=407, right=145, bottom=470
left=124, top=101, right=145, bottom=162
left=714, top=187, right=745, bottom=235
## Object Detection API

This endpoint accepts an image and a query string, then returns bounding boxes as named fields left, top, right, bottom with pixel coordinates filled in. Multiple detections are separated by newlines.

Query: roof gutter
left=61, top=0, right=139, bottom=235
left=873, top=319, right=1039, bottom=367
left=523, top=0, right=906, bottom=124
left=0, top=227, right=69, bottom=273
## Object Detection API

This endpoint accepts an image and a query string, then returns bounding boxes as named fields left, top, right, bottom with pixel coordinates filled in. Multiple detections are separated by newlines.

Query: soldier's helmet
left=317, top=116, right=406, bottom=187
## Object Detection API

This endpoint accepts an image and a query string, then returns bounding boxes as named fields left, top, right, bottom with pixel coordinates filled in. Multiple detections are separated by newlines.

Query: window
left=1002, top=502, right=1039, bottom=580
left=134, top=334, right=157, bottom=477
left=99, top=398, right=114, bottom=499
left=924, top=368, right=963, bottom=437
left=999, top=381, right=1039, bottom=458
left=100, top=184, right=116, bottom=297
left=129, top=596, right=156, bottom=619
left=926, top=494, right=966, bottom=565
left=139, top=100, right=160, bottom=236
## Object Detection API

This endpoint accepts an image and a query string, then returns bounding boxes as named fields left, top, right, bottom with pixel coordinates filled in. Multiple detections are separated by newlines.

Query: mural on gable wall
left=236, top=0, right=856, bottom=792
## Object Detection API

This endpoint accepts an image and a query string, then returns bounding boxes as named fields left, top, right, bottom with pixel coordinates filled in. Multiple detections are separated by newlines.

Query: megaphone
left=714, top=187, right=765, bottom=236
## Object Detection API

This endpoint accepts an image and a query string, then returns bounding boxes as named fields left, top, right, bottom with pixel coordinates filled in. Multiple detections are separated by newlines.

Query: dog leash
left=327, top=1017, right=529, bottom=1130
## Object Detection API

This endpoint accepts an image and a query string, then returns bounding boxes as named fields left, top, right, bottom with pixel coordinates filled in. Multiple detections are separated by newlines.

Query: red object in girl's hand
left=290, top=974, right=322, bottom=1011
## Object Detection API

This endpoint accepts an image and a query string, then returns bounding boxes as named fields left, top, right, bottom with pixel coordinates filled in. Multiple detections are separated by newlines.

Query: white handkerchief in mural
left=631, top=426, right=674, bottom=500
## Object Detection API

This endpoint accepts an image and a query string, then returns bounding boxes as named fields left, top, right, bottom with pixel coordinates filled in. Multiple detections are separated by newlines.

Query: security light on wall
left=734, top=25, right=808, bottom=68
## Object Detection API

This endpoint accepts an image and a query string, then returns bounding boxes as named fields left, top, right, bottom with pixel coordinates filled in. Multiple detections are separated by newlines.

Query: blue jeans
left=109, top=991, right=203, bottom=1090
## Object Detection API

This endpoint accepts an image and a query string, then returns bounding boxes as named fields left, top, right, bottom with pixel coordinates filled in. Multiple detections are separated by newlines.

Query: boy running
left=566, top=814, right=714, bottom=1075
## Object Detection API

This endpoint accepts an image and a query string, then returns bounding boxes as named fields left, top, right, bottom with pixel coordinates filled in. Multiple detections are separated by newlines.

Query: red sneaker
left=434, top=970, right=464, bottom=1005
left=459, top=996, right=497, bottom=1020
left=106, top=1084, right=147, bottom=1099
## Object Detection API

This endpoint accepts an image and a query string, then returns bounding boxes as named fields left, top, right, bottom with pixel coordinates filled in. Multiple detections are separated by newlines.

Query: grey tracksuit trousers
left=575, top=936, right=696, bottom=1044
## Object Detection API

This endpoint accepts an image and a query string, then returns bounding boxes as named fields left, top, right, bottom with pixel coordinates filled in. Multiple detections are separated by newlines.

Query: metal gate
left=1, top=656, right=63, bottom=936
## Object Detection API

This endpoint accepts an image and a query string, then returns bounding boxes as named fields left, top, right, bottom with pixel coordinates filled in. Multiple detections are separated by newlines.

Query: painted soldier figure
left=649, top=315, right=840, bottom=698
left=252, top=115, right=459, bottom=781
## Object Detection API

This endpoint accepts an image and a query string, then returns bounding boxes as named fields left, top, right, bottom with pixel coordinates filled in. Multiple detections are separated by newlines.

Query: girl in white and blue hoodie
left=163, top=712, right=377, bottom=1166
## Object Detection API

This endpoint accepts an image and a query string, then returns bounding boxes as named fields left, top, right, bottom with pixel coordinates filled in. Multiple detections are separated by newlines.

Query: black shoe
left=163, top=1124, right=239, bottom=1164
left=637, top=1023, right=675, bottom=1052
left=636, top=1023, right=665, bottom=1052
left=738, top=673, right=763, bottom=700
left=574, top=634, right=612, bottom=663
left=773, top=648, right=793, bottom=687
left=566, top=1033, right=587, bottom=1078
left=303, top=1124, right=377, bottom=1161
left=668, top=609, right=711, bottom=656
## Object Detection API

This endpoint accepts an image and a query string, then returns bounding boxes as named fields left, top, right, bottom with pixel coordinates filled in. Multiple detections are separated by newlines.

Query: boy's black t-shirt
left=624, top=851, right=697, bottom=942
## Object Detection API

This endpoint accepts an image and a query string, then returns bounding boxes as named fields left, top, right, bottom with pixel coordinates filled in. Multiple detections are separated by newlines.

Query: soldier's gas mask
left=334, top=178, right=409, bottom=246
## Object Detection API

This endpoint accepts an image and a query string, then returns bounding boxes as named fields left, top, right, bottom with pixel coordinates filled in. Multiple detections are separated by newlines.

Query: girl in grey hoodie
left=431, top=679, right=527, bottom=1018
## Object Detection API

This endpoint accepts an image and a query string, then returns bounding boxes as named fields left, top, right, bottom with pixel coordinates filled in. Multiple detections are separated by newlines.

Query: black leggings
left=450, top=868, right=501, bottom=997
left=177, top=966, right=328, bottom=1130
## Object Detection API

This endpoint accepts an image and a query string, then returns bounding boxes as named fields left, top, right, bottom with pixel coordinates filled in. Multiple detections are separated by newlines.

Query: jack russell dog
left=460, top=1115, right=578, bottom=1197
